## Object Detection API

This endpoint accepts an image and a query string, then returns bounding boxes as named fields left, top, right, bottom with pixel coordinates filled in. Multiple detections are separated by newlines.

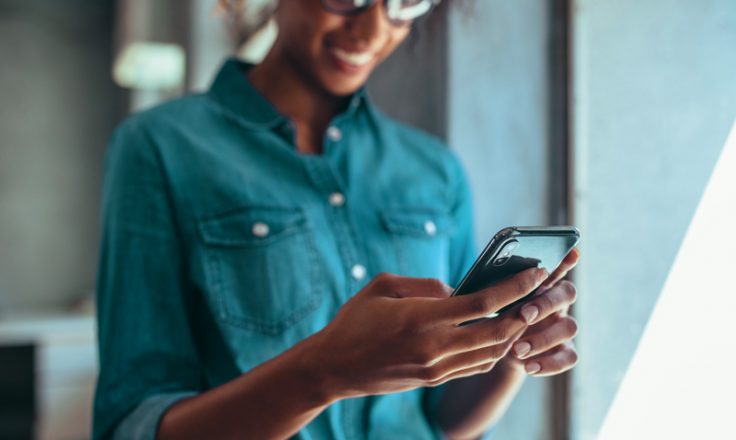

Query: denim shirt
left=93, top=58, right=477, bottom=440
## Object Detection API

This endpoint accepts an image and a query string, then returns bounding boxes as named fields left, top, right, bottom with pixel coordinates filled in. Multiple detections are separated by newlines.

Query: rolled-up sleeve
left=93, top=118, right=202, bottom=440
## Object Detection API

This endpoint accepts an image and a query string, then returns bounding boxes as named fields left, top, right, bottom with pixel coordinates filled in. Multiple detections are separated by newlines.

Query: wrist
left=286, top=331, right=344, bottom=407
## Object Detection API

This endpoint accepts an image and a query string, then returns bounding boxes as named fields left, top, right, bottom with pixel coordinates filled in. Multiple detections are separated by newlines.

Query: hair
left=217, top=0, right=277, bottom=48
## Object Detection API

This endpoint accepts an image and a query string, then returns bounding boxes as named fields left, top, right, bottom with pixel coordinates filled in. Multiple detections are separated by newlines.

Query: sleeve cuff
left=112, top=392, right=197, bottom=440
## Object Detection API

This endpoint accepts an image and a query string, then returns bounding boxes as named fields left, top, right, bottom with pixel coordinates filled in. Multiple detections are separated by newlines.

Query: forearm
left=437, top=360, right=527, bottom=440
left=157, top=335, right=335, bottom=440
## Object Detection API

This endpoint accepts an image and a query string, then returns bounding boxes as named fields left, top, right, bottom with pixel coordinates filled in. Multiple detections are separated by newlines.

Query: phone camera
left=492, top=240, right=519, bottom=267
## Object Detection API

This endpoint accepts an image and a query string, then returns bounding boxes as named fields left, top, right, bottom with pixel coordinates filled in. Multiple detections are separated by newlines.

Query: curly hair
left=217, top=0, right=277, bottom=48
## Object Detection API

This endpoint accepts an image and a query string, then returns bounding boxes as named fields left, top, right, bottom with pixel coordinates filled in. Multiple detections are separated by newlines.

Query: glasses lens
left=321, top=0, right=374, bottom=14
left=385, top=0, right=434, bottom=22
left=321, top=0, right=436, bottom=22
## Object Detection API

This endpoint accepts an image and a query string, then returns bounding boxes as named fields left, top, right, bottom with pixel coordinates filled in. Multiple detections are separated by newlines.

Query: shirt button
left=252, top=222, right=270, bottom=238
left=326, top=126, right=342, bottom=142
left=424, top=220, right=437, bottom=236
left=329, top=192, right=345, bottom=207
left=351, top=264, right=367, bottom=281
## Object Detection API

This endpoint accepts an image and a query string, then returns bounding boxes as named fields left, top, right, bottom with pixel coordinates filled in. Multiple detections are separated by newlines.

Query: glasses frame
left=320, top=0, right=441, bottom=26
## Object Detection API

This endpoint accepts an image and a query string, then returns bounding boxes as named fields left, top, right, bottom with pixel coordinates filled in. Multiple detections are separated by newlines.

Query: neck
left=249, top=48, right=350, bottom=153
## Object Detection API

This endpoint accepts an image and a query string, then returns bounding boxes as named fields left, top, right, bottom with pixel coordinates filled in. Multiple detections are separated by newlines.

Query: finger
left=522, top=343, right=578, bottom=377
left=433, top=322, right=525, bottom=367
left=512, top=316, right=578, bottom=360
left=440, top=268, right=549, bottom=324
left=426, top=361, right=497, bottom=387
left=370, top=273, right=453, bottom=300
left=447, top=315, right=528, bottom=354
left=519, top=280, right=577, bottom=325
left=539, top=248, right=580, bottom=292
left=420, top=342, right=510, bottom=384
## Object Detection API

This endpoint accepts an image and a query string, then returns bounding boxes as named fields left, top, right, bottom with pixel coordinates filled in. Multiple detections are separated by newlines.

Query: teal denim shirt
left=93, top=59, right=478, bottom=440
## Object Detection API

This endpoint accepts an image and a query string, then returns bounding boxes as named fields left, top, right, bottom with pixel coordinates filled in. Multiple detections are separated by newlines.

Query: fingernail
left=525, top=362, right=541, bottom=375
left=514, top=341, right=531, bottom=358
left=521, top=305, right=539, bottom=324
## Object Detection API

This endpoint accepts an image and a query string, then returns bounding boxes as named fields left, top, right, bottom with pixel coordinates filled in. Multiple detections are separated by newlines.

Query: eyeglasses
left=321, top=0, right=441, bottom=26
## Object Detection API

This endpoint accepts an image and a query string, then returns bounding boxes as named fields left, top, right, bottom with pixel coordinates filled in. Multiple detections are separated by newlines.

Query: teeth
left=332, top=48, right=373, bottom=67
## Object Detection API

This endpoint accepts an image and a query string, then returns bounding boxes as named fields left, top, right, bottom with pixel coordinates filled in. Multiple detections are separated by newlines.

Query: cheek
left=277, top=6, right=340, bottom=56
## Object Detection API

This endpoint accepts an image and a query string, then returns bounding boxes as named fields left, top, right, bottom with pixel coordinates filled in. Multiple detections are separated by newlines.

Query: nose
left=344, top=1, right=391, bottom=47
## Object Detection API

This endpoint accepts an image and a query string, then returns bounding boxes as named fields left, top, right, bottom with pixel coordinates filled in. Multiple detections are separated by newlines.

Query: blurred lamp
left=113, top=42, right=185, bottom=90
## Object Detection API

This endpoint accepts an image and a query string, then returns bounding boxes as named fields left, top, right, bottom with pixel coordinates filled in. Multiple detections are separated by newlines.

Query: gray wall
left=448, top=2, right=553, bottom=439
left=0, top=0, right=120, bottom=311
left=368, top=5, right=448, bottom=139
left=570, top=1, right=736, bottom=438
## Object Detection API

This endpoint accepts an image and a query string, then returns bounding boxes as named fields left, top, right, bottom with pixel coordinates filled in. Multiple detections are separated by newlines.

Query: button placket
left=301, top=156, right=367, bottom=295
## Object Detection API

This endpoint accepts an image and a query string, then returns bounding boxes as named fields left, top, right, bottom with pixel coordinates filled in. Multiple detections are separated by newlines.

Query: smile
left=331, top=47, right=375, bottom=67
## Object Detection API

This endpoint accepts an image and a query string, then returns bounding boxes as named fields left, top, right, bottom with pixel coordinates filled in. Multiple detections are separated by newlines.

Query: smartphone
left=452, top=226, right=580, bottom=316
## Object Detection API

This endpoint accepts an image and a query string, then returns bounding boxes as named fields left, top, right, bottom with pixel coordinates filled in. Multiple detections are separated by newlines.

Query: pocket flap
left=198, top=206, right=307, bottom=246
left=380, top=208, right=451, bottom=237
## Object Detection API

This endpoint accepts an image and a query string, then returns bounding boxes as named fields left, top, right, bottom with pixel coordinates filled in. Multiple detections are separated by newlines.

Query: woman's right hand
left=304, top=268, right=549, bottom=401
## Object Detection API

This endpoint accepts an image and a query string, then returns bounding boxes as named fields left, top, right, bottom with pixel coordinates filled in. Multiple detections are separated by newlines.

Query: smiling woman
left=92, top=1, right=579, bottom=439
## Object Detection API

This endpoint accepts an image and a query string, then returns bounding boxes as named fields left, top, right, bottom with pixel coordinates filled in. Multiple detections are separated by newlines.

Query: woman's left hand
left=504, top=248, right=581, bottom=377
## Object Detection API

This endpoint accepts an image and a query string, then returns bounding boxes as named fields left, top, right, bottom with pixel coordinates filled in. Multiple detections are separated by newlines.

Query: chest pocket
left=381, top=208, right=452, bottom=282
left=197, top=206, right=323, bottom=335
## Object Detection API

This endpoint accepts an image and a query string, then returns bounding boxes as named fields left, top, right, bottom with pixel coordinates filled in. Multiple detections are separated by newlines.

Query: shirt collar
left=206, top=57, right=370, bottom=130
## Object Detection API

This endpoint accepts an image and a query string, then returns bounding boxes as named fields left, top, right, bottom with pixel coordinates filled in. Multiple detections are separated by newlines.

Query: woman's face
left=272, top=0, right=413, bottom=96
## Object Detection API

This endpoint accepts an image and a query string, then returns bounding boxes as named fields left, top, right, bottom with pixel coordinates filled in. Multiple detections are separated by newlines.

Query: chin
left=323, top=79, right=367, bottom=97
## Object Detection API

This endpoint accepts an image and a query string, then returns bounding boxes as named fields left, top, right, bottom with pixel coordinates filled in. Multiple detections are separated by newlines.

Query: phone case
left=452, top=226, right=580, bottom=315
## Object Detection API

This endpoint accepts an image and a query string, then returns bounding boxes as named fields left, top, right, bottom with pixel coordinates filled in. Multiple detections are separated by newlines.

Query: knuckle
left=420, top=365, right=442, bottom=382
left=480, top=362, right=495, bottom=374
left=539, top=292, right=555, bottom=311
left=491, top=324, right=510, bottom=343
left=470, top=296, right=493, bottom=316
left=372, top=273, right=396, bottom=290
left=515, top=275, right=533, bottom=294
left=564, top=317, right=579, bottom=338
left=538, top=331, right=553, bottom=349
left=399, top=314, right=423, bottom=336
left=425, top=278, right=449, bottom=293
left=561, top=281, right=578, bottom=303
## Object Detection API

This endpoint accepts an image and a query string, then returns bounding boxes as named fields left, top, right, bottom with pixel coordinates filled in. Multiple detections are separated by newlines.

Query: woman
left=93, top=1, right=580, bottom=438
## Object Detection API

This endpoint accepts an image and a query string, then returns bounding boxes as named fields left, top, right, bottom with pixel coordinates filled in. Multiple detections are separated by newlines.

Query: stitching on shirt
left=203, top=221, right=323, bottom=335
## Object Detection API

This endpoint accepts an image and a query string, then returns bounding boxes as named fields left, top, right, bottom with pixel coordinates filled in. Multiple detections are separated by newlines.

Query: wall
left=570, top=1, right=736, bottom=438
left=448, top=1, right=553, bottom=439
left=367, top=5, right=448, bottom=139
left=0, top=0, right=120, bottom=312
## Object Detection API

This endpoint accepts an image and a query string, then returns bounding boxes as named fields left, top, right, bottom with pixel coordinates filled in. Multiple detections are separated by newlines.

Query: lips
left=331, top=47, right=375, bottom=67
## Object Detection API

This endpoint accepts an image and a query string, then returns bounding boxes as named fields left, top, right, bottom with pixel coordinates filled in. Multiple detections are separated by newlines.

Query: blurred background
left=0, top=0, right=734, bottom=439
